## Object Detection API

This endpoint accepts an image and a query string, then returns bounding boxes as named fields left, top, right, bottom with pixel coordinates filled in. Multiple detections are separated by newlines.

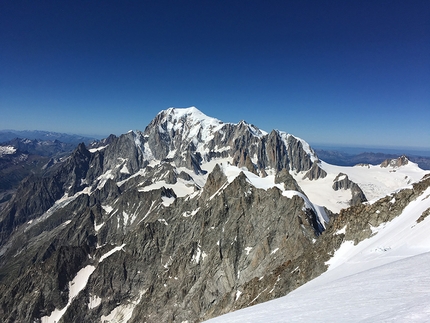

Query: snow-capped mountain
left=0, top=107, right=428, bottom=323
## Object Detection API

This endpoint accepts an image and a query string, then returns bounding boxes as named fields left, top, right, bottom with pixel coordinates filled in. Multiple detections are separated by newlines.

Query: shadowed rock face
left=332, top=173, right=367, bottom=206
left=303, top=161, right=327, bottom=180
left=0, top=143, right=92, bottom=245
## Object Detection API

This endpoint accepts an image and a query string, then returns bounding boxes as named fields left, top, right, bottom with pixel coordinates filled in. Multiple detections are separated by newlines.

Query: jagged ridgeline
left=0, top=107, right=426, bottom=323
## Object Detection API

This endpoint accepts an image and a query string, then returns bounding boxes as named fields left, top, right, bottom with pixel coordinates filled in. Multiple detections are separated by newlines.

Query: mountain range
left=0, top=107, right=428, bottom=323
left=0, top=130, right=98, bottom=145
left=315, top=149, right=430, bottom=170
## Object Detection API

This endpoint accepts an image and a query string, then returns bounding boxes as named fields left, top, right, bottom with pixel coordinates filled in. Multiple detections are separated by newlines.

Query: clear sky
left=1, top=1, right=429, bottom=149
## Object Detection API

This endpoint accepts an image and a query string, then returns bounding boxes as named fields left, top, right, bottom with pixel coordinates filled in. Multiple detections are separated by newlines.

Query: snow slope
left=205, top=184, right=430, bottom=322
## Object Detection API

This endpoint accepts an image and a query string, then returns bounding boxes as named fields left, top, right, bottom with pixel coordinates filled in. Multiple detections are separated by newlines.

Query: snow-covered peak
left=148, top=107, right=224, bottom=143
left=160, top=107, right=223, bottom=127
left=237, top=120, right=268, bottom=138
left=0, top=145, right=17, bottom=157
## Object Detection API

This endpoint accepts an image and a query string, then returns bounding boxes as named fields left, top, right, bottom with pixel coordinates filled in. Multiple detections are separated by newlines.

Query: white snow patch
left=192, top=244, right=206, bottom=264
left=120, top=164, right=130, bottom=174
left=41, top=265, right=96, bottom=323
left=166, top=149, right=177, bottom=158
left=99, top=244, right=126, bottom=263
left=117, top=168, right=147, bottom=187
left=89, top=145, right=108, bottom=153
left=235, top=290, right=242, bottom=301
left=212, top=145, right=231, bottom=154
left=102, top=205, right=113, bottom=214
left=0, top=145, right=16, bottom=156
left=271, top=248, right=279, bottom=255
left=95, top=221, right=105, bottom=232
left=183, top=207, right=200, bottom=218
left=335, top=174, right=347, bottom=181
left=88, top=294, right=102, bottom=309
left=123, top=211, right=129, bottom=226
left=23, top=194, right=78, bottom=234
left=158, top=218, right=168, bottom=226
left=137, top=201, right=156, bottom=225
left=139, top=179, right=195, bottom=198
left=244, top=247, right=253, bottom=255
left=161, top=196, right=175, bottom=207
left=335, top=225, right=347, bottom=235
left=97, top=169, right=115, bottom=189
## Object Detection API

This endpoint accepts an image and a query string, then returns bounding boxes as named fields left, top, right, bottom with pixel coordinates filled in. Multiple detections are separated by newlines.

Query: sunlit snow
left=293, top=160, right=428, bottom=213
left=41, top=265, right=96, bottom=323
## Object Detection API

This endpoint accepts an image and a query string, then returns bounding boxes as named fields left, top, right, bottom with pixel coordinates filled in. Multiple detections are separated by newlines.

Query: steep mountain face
left=332, top=173, right=367, bottom=206
left=205, top=173, right=430, bottom=322
left=0, top=107, right=427, bottom=323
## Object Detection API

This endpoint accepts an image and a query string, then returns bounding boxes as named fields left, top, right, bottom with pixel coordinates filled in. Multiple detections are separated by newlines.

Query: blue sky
left=1, top=1, right=429, bottom=149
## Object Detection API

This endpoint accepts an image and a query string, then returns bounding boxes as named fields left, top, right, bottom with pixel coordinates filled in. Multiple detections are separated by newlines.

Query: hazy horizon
left=2, top=125, right=430, bottom=158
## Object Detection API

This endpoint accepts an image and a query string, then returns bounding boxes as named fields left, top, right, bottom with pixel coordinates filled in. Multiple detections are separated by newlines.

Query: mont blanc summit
left=0, top=107, right=428, bottom=323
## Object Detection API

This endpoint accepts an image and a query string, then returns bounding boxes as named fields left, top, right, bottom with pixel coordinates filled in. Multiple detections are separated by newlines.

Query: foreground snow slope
left=206, top=252, right=430, bottom=322
left=205, top=184, right=430, bottom=322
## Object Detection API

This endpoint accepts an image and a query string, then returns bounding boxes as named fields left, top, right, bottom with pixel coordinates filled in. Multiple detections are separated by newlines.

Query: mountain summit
left=0, top=107, right=428, bottom=323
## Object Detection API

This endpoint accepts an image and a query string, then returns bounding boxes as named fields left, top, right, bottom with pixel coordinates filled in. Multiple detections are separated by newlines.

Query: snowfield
left=205, top=252, right=430, bottom=323
left=294, top=160, right=428, bottom=213
left=205, top=185, right=430, bottom=322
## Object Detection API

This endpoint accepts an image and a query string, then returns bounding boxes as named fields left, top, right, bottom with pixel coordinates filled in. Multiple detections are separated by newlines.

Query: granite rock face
left=332, top=173, right=367, bottom=206
left=302, top=161, right=327, bottom=180
left=380, top=155, right=409, bottom=168
left=0, top=163, right=324, bottom=323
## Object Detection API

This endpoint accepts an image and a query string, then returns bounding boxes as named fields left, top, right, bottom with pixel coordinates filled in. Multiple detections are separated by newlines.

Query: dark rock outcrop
left=303, top=161, right=327, bottom=180
left=275, top=168, right=304, bottom=193
left=380, top=155, right=409, bottom=168
left=332, top=173, right=367, bottom=206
